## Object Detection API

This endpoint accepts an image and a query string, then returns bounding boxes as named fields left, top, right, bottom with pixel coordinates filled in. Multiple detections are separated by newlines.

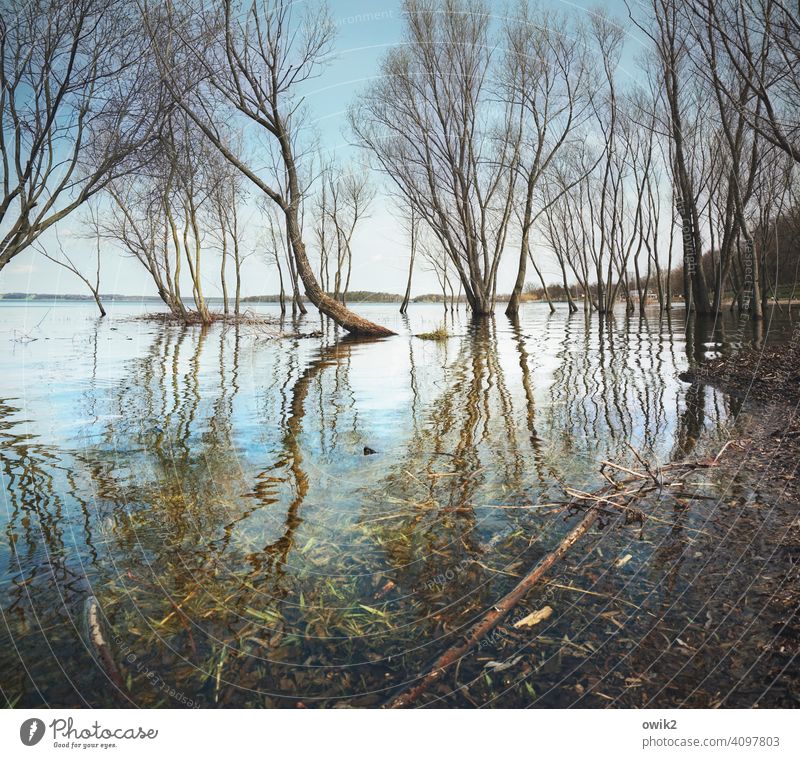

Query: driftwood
left=84, top=596, right=126, bottom=692
left=384, top=458, right=706, bottom=708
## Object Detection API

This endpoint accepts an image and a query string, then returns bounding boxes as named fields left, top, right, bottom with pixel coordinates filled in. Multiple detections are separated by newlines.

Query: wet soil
left=697, top=343, right=800, bottom=707
left=408, top=343, right=800, bottom=708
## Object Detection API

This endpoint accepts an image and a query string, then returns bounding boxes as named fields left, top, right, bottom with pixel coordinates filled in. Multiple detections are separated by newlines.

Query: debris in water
left=84, top=596, right=126, bottom=692
left=513, top=606, right=554, bottom=629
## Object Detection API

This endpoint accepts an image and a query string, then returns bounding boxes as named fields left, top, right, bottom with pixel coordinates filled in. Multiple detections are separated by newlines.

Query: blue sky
left=1, top=0, right=654, bottom=298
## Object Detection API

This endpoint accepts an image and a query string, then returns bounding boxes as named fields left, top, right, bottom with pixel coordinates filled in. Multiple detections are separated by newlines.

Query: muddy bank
left=689, top=340, right=800, bottom=501
left=403, top=344, right=800, bottom=708
left=585, top=340, right=800, bottom=707
left=693, top=342, right=800, bottom=707
left=693, top=340, right=800, bottom=404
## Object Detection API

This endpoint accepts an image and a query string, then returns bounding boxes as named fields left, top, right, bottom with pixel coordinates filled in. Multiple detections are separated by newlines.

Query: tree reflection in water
left=0, top=307, right=779, bottom=707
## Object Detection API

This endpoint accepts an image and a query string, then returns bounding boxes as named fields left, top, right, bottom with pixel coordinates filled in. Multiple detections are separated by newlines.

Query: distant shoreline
left=0, top=292, right=405, bottom=304
left=0, top=292, right=568, bottom=305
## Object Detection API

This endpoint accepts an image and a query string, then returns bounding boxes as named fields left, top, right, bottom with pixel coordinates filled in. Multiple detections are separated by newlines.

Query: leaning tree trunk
left=530, top=252, right=556, bottom=314
left=92, top=289, right=107, bottom=318
left=562, top=268, right=578, bottom=314
left=285, top=210, right=394, bottom=336
left=275, top=115, right=393, bottom=336
left=400, top=217, right=416, bottom=314
left=285, top=242, right=307, bottom=317
left=400, top=258, right=414, bottom=314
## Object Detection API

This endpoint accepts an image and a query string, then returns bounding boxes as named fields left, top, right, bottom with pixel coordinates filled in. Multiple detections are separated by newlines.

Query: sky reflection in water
left=0, top=301, right=790, bottom=707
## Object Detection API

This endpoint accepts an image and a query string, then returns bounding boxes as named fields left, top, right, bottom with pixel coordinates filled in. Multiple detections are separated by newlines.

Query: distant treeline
left=0, top=291, right=473, bottom=305
left=242, top=291, right=404, bottom=304
left=0, top=293, right=163, bottom=302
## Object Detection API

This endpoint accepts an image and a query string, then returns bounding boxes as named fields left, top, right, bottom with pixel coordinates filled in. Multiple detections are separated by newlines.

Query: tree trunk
left=92, top=290, right=107, bottom=318
left=284, top=209, right=394, bottom=336
left=507, top=179, right=536, bottom=317
left=220, top=247, right=229, bottom=316
left=400, top=255, right=414, bottom=314
left=343, top=248, right=352, bottom=305
left=400, top=213, right=416, bottom=314
left=285, top=243, right=307, bottom=317
left=506, top=226, right=529, bottom=317
left=562, top=267, right=578, bottom=314
left=274, top=106, right=391, bottom=335
left=276, top=256, right=286, bottom=317
left=530, top=250, right=555, bottom=314
left=235, top=258, right=242, bottom=317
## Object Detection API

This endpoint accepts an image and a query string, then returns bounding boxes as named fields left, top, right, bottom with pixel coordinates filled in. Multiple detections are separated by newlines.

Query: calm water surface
left=0, top=300, right=795, bottom=707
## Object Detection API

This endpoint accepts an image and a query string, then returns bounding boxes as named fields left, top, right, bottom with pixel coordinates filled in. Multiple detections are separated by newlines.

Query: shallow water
left=0, top=300, right=795, bottom=707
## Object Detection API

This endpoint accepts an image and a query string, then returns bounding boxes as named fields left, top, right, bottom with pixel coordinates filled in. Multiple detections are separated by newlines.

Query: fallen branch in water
left=385, top=506, right=601, bottom=708
left=384, top=457, right=708, bottom=708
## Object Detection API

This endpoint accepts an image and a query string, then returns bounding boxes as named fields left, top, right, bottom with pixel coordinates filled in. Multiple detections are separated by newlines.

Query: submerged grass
left=9, top=309, right=800, bottom=709
left=130, top=309, right=282, bottom=328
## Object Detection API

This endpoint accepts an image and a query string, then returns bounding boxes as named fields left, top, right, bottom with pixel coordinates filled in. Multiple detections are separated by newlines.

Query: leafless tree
left=400, top=203, right=419, bottom=315
left=583, top=13, right=631, bottom=314
left=105, top=173, right=189, bottom=320
left=322, top=167, right=375, bottom=305
left=0, top=0, right=164, bottom=275
left=539, top=153, right=595, bottom=314
left=691, top=0, right=800, bottom=165
left=263, top=206, right=292, bottom=317
left=352, top=0, right=517, bottom=317
left=501, top=3, right=593, bottom=316
left=103, top=115, right=219, bottom=324
left=36, top=207, right=105, bottom=316
left=210, top=156, right=250, bottom=317
left=630, top=0, right=714, bottom=314
left=145, top=0, right=393, bottom=335
left=164, top=115, right=213, bottom=324
left=314, top=160, right=333, bottom=295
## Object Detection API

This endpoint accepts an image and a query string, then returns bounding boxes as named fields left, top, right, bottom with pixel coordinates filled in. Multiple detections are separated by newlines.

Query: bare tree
left=210, top=155, right=249, bottom=317
left=400, top=203, right=419, bottom=314
left=105, top=174, right=188, bottom=321
left=692, top=0, right=800, bottom=165
left=102, top=115, right=219, bottom=324
left=164, top=115, right=213, bottom=324
left=146, top=0, right=393, bottom=336
left=314, top=160, right=333, bottom=295
left=630, top=0, right=714, bottom=314
left=323, top=167, right=375, bottom=305
left=264, top=206, right=291, bottom=317
left=352, top=0, right=518, bottom=317
left=36, top=209, right=106, bottom=316
left=501, top=3, right=593, bottom=316
left=420, top=235, right=455, bottom=314
left=0, top=0, right=163, bottom=274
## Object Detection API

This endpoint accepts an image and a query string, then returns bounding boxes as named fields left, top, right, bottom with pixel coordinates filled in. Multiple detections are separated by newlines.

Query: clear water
left=0, top=300, right=794, bottom=707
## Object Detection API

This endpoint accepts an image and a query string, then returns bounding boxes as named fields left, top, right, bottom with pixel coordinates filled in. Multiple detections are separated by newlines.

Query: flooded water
left=0, top=300, right=796, bottom=707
